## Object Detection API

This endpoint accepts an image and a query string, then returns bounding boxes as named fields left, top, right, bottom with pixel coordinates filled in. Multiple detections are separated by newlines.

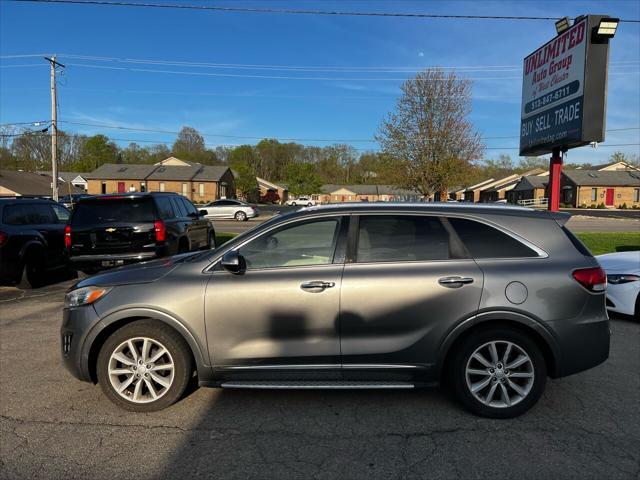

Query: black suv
left=66, top=193, right=215, bottom=274
left=0, top=197, right=72, bottom=287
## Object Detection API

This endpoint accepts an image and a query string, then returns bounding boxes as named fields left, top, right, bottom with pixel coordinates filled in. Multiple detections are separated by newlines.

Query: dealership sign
left=520, top=15, right=611, bottom=156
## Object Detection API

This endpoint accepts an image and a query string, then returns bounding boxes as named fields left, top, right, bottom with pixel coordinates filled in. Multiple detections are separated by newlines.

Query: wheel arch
left=437, top=311, right=560, bottom=380
left=19, top=239, right=46, bottom=260
left=85, top=309, right=210, bottom=384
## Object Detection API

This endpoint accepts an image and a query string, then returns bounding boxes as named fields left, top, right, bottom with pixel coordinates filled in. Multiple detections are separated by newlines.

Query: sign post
left=519, top=15, right=614, bottom=211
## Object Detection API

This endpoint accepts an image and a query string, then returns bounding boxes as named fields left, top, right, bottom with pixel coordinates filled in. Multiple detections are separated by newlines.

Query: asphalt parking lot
left=1, top=278, right=639, bottom=479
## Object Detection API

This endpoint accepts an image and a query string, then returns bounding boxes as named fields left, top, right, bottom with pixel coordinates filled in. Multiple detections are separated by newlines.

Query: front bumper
left=60, top=304, right=103, bottom=382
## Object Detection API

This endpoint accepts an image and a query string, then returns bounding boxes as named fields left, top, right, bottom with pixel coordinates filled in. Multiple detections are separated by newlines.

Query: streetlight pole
left=45, top=55, right=65, bottom=201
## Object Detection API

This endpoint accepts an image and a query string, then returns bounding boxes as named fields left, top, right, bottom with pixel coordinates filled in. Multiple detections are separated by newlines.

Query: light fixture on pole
left=594, top=18, right=619, bottom=39
left=555, top=16, right=571, bottom=34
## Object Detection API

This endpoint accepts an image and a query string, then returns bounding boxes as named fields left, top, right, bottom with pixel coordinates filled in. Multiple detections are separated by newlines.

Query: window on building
left=591, top=188, right=597, bottom=202
left=101, top=182, right=107, bottom=194
left=199, top=183, right=205, bottom=197
left=356, top=215, right=450, bottom=263
left=159, top=182, right=165, bottom=192
left=182, top=183, right=188, bottom=196
left=448, top=217, right=538, bottom=258
left=634, top=189, right=640, bottom=203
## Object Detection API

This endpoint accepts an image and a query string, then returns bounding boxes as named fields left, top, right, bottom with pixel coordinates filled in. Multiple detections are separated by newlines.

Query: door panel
left=605, top=188, right=614, bottom=206
left=340, top=260, right=483, bottom=380
left=205, top=265, right=343, bottom=379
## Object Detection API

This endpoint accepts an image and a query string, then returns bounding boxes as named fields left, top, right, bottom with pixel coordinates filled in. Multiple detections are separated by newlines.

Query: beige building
left=86, top=158, right=234, bottom=204
left=560, top=170, right=640, bottom=208
left=313, top=184, right=423, bottom=203
left=0, top=170, right=84, bottom=197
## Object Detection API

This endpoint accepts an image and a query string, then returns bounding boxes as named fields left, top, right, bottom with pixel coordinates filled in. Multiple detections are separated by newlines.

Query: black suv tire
left=97, top=320, right=193, bottom=412
left=449, top=327, right=547, bottom=419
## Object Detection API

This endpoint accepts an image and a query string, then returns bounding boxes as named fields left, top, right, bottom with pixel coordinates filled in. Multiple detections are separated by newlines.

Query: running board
left=220, top=381, right=415, bottom=389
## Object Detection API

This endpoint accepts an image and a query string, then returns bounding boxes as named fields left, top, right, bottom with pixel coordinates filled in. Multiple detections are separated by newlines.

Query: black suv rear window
left=448, top=217, right=538, bottom=259
left=72, top=198, right=155, bottom=225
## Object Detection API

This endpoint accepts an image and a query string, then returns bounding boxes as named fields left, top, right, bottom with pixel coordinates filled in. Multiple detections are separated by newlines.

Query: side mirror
left=199, top=209, right=208, bottom=217
left=221, top=250, right=245, bottom=274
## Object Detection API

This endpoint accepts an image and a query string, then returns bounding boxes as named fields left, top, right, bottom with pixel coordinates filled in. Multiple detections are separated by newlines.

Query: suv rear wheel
left=97, top=320, right=192, bottom=412
left=18, top=249, right=45, bottom=288
left=449, top=327, right=546, bottom=418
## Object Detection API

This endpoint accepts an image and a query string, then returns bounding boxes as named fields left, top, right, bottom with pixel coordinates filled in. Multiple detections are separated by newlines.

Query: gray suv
left=61, top=204, right=610, bottom=418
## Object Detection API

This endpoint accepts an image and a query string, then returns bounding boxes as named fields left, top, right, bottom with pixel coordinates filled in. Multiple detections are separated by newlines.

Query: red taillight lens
left=154, top=220, right=166, bottom=243
left=573, top=267, right=607, bottom=292
left=64, top=225, right=71, bottom=249
left=0, top=231, right=7, bottom=247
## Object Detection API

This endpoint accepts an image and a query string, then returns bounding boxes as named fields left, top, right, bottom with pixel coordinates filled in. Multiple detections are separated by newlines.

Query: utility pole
left=45, top=55, right=65, bottom=201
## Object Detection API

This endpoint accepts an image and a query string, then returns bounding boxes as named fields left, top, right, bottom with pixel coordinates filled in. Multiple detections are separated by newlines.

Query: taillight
left=0, top=231, right=7, bottom=247
left=64, top=225, right=71, bottom=249
left=154, top=220, right=166, bottom=243
left=573, top=267, right=607, bottom=292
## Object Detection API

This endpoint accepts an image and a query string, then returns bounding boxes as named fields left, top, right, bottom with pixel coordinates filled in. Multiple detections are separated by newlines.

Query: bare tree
left=376, top=68, right=484, bottom=197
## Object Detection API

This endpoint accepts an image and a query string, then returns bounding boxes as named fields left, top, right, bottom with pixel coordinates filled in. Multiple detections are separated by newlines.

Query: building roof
left=562, top=169, right=640, bottom=186
left=594, top=161, right=640, bottom=172
left=146, top=165, right=202, bottom=181
left=154, top=157, right=196, bottom=166
left=485, top=178, right=523, bottom=193
left=257, top=177, right=287, bottom=190
left=320, top=184, right=420, bottom=196
left=463, top=178, right=495, bottom=192
left=192, top=165, right=231, bottom=182
left=39, top=171, right=89, bottom=183
left=512, top=175, right=549, bottom=192
left=86, top=163, right=158, bottom=180
left=0, top=170, right=84, bottom=196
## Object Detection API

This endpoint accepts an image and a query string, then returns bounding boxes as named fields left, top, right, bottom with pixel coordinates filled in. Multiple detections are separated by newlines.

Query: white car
left=286, top=196, right=316, bottom=207
left=596, top=251, right=640, bottom=319
left=200, top=199, right=259, bottom=222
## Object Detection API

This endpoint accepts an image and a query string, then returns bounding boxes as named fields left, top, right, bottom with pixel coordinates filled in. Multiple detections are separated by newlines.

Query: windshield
left=72, top=198, right=155, bottom=225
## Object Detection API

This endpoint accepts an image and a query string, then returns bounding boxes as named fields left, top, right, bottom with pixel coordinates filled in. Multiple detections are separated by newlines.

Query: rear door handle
left=300, top=281, right=335, bottom=292
left=438, top=276, right=474, bottom=288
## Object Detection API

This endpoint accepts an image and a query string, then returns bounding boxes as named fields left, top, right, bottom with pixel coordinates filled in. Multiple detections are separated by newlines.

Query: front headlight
left=607, top=274, right=640, bottom=285
left=64, top=286, right=112, bottom=308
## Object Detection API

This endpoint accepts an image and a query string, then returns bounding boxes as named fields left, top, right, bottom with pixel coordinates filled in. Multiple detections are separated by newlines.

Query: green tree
left=172, top=126, right=206, bottom=162
left=376, top=68, right=484, bottom=197
left=77, top=134, right=119, bottom=171
left=518, top=156, right=548, bottom=172
left=284, top=163, right=322, bottom=197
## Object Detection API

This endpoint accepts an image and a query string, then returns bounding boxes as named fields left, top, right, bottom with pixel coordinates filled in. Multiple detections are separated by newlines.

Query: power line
left=6, top=0, right=640, bottom=23
left=0, top=120, right=50, bottom=126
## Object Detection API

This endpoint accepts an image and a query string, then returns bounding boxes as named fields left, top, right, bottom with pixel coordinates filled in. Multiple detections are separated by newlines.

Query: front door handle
left=438, top=276, right=474, bottom=288
left=300, top=281, right=335, bottom=292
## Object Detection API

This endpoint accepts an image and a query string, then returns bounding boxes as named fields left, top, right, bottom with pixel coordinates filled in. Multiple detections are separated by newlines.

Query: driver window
left=239, top=219, right=340, bottom=269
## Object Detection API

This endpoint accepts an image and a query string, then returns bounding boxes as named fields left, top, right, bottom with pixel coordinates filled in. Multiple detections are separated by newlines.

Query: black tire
left=448, top=327, right=547, bottom=419
left=177, top=238, right=189, bottom=254
left=235, top=211, right=247, bottom=222
left=17, top=250, right=45, bottom=289
left=97, top=319, right=193, bottom=412
left=307, top=203, right=313, bottom=207
left=291, top=202, right=297, bottom=207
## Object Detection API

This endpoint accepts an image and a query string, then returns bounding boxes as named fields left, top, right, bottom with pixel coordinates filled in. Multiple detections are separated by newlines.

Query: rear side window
left=155, top=197, right=175, bottom=220
left=2, top=204, right=55, bottom=225
left=51, top=205, right=70, bottom=223
left=171, top=197, right=187, bottom=217
left=72, top=199, right=154, bottom=225
left=356, top=215, right=450, bottom=263
left=181, top=198, right=198, bottom=216
left=448, top=217, right=538, bottom=259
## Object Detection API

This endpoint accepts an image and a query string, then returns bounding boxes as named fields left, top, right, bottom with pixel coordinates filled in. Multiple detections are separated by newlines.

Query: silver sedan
left=200, top=199, right=259, bottom=221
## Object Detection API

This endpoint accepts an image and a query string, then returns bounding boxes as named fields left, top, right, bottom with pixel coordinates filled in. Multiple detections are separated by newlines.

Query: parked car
left=59, top=193, right=91, bottom=210
left=61, top=203, right=610, bottom=417
left=285, top=196, right=316, bottom=207
left=0, top=197, right=73, bottom=287
left=200, top=199, right=258, bottom=222
left=66, top=192, right=215, bottom=274
left=596, top=251, right=640, bottom=319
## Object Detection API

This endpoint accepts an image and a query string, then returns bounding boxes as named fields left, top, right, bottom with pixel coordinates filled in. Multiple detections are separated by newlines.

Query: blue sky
left=1, top=0, right=639, bottom=165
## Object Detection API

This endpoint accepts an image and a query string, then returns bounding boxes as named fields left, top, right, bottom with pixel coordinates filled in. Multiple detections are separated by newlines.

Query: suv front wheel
left=449, top=327, right=546, bottom=418
left=97, top=320, right=192, bottom=412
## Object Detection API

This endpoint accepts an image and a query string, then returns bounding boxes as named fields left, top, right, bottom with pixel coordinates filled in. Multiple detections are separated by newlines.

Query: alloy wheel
left=107, top=337, right=175, bottom=404
left=465, top=340, right=534, bottom=408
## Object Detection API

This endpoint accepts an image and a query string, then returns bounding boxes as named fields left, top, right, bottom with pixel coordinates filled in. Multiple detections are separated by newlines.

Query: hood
left=596, top=251, right=640, bottom=274
left=72, top=252, right=199, bottom=289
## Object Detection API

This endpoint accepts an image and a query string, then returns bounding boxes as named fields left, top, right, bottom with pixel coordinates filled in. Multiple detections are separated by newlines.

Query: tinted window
left=72, top=199, right=154, bottom=225
left=356, top=215, right=450, bottom=263
left=155, top=197, right=175, bottom=220
left=3, top=204, right=55, bottom=225
left=239, top=219, right=339, bottom=269
left=448, top=217, right=538, bottom=258
left=213, top=200, right=236, bottom=206
left=51, top=205, right=70, bottom=223
left=171, top=197, right=187, bottom=217
left=181, top=198, right=198, bottom=216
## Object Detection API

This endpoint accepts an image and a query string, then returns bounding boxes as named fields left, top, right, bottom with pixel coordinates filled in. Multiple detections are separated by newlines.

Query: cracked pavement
left=1, top=279, right=639, bottom=479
